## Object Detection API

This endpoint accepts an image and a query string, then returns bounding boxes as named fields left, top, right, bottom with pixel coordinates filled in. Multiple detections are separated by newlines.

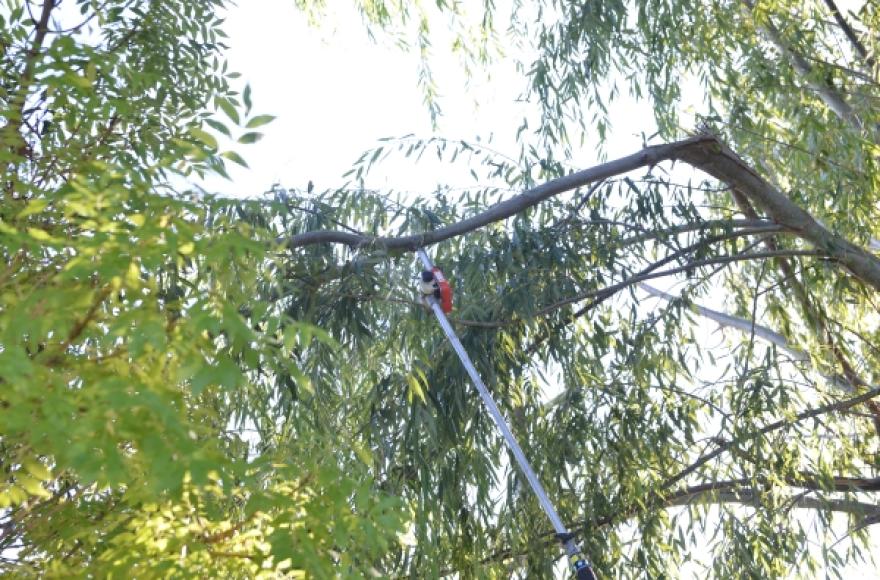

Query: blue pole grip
left=572, top=559, right=598, bottom=580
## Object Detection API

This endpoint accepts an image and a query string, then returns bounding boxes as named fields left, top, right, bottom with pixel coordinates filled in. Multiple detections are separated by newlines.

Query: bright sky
left=206, top=0, right=652, bottom=196
left=208, top=1, right=495, bottom=193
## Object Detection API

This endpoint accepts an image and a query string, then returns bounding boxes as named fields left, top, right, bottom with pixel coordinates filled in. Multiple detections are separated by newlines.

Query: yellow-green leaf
left=216, top=97, right=240, bottom=124
left=126, top=261, right=141, bottom=287
left=406, top=374, right=425, bottom=403
left=23, top=459, right=52, bottom=481
left=27, top=227, right=54, bottom=242
left=17, top=199, right=48, bottom=219
left=18, top=476, right=51, bottom=498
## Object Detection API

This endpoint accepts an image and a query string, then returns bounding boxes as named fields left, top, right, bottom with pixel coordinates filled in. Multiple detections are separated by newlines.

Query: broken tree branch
left=286, top=134, right=880, bottom=293
left=639, top=283, right=857, bottom=394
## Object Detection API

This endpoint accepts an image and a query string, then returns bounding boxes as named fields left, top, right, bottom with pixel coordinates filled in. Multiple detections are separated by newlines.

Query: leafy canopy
left=1, top=1, right=403, bottom=576
left=2, top=0, right=880, bottom=578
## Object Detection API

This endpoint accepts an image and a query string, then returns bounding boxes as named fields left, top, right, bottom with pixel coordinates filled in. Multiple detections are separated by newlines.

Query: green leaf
left=27, top=227, right=54, bottom=241
left=243, top=83, right=252, bottom=114
left=245, top=114, right=276, bottom=128
left=215, top=97, right=240, bottom=124
left=204, top=118, right=231, bottom=137
left=237, top=132, right=263, bottom=144
left=221, top=150, right=249, bottom=168
left=23, top=459, right=52, bottom=481
left=189, top=127, right=218, bottom=150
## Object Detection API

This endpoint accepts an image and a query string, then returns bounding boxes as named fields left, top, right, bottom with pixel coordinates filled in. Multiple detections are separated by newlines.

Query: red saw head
left=431, top=267, right=453, bottom=313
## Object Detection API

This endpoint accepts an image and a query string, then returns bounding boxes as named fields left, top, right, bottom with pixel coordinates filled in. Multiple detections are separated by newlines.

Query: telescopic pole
left=416, top=249, right=597, bottom=580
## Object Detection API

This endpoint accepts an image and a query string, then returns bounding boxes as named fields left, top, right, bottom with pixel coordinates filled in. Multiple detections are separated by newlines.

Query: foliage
left=2, top=0, right=880, bottom=578
left=1, top=1, right=403, bottom=576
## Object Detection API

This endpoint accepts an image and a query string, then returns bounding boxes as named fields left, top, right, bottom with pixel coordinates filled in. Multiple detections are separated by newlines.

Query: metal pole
left=416, top=249, right=596, bottom=579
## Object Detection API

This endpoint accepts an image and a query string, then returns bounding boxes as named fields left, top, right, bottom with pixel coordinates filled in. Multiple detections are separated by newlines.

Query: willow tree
left=2, top=0, right=880, bottom=578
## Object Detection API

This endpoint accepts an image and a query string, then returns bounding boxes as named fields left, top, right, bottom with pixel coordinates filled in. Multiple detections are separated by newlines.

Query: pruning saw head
left=419, top=267, right=453, bottom=314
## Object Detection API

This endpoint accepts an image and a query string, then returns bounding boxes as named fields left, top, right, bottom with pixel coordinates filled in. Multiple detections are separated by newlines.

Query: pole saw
left=417, top=249, right=598, bottom=580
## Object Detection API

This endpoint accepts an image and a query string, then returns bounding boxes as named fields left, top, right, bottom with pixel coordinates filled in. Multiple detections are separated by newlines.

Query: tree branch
left=674, top=137, right=880, bottom=292
left=285, top=137, right=697, bottom=251
left=3, top=0, right=55, bottom=193
left=639, top=283, right=856, bottom=393
left=724, top=187, right=880, bottom=432
left=568, top=385, right=880, bottom=567
left=565, top=385, right=880, bottom=548
left=640, top=283, right=805, bottom=360
left=671, top=475, right=880, bottom=498
left=534, top=250, right=821, bottom=321
left=742, top=0, right=861, bottom=127
left=821, top=0, right=876, bottom=72
left=657, top=385, right=880, bottom=498
left=285, top=134, right=880, bottom=293
left=478, top=472, right=880, bottom=570
left=668, top=477, right=880, bottom=517
left=616, top=219, right=780, bottom=247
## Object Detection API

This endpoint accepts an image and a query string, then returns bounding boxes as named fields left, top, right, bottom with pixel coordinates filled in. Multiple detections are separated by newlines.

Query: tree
left=1, top=1, right=403, bottom=576
left=2, top=0, right=880, bottom=578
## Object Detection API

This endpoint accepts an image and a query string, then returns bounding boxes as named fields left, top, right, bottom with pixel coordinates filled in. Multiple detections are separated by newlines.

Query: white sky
left=204, top=0, right=653, bottom=196
left=207, top=1, right=493, bottom=193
